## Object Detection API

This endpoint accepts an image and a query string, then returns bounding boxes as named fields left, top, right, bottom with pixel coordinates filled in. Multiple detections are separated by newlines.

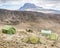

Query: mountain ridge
left=19, top=3, right=60, bottom=14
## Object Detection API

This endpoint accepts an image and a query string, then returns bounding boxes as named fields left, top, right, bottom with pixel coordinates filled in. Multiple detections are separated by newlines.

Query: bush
left=23, top=37, right=29, bottom=43
left=30, top=36, right=38, bottom=44
left=39, top=37, right=45, bottom=44
left=49, top=33, right=58, bottom=40
left=2, top=25, right=16, bottom=35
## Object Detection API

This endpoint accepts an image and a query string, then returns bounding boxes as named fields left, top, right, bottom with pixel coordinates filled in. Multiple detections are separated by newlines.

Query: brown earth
left=0, top=9, right=60, bottom=34
left=0, top=9, right=60, bottom=48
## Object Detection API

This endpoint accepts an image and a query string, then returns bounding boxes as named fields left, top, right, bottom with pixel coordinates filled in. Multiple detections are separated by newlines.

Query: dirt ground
left=0, top=9, right=60, bottom=48
left=0, top=20, right=60, bottom=48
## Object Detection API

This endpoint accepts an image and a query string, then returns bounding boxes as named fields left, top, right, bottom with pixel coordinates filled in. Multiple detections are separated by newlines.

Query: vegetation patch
left=23, top=37, right=29, bottom=43
left=2, top=25, right=16, bottom=35
left=49, top=33, right=58, bottom=40
left=30, top=35, right=38, bottom=44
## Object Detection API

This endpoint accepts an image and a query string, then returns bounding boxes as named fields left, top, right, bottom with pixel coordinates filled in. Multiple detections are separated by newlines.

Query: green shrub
left=2, top=25, right=16, bottom=35
left=30, top=36, right=38, bottom=44
left=49, top=33, right=58, bottom=40
left=39, top=37, right=45, bottom=44
left=23, top=37, right=29, bottom=43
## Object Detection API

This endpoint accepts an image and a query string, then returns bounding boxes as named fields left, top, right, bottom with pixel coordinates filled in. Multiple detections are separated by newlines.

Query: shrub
left=49, top=33, right=58, bottom=40
left=2, top=25, right=16, bottom=35
left=30, top=36, right=38, bottom=44
left=23, top=37, right=29, bottom=43
left=39, top=37, right=45, bottom=44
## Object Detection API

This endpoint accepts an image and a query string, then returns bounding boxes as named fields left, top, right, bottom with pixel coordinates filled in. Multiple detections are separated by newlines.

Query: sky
left=0, top=0, right=60, bottom=10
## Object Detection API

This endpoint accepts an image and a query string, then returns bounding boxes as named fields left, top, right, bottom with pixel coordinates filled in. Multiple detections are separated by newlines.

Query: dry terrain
left=0, top=9, right=60, bottom=48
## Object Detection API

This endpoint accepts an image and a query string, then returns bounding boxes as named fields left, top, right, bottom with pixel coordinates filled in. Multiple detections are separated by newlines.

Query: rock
left=41, top=29, right=52, bottom=36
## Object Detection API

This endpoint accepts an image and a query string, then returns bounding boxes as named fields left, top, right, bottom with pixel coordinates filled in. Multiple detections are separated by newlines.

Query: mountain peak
left=20, top=3, right=42, bottom=10
left=23, top=3, right=36, bottom=8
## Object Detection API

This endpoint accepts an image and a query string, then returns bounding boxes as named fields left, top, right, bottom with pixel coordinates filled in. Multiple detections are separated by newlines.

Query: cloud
left=0, top=0, right=60, bottom=10
left=0, top=0, right=26, bottom=10
left=34, top=0, right=60, bottom=10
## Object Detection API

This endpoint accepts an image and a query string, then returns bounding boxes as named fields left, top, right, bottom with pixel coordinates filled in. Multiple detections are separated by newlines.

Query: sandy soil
left=0, top=21, right=60, bottom=48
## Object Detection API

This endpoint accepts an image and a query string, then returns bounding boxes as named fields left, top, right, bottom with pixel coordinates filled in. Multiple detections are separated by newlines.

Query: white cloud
left=41, top=4, right=55, bottom=9
left=0, top=0, right=60, bottom=10
left=0, top=0, right=26, bottom=10
left=34, top=0, right=60, bottom=10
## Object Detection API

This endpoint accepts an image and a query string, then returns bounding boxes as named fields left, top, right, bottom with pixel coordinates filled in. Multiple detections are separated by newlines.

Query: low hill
left=0, top=9, right=60, bottom=34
